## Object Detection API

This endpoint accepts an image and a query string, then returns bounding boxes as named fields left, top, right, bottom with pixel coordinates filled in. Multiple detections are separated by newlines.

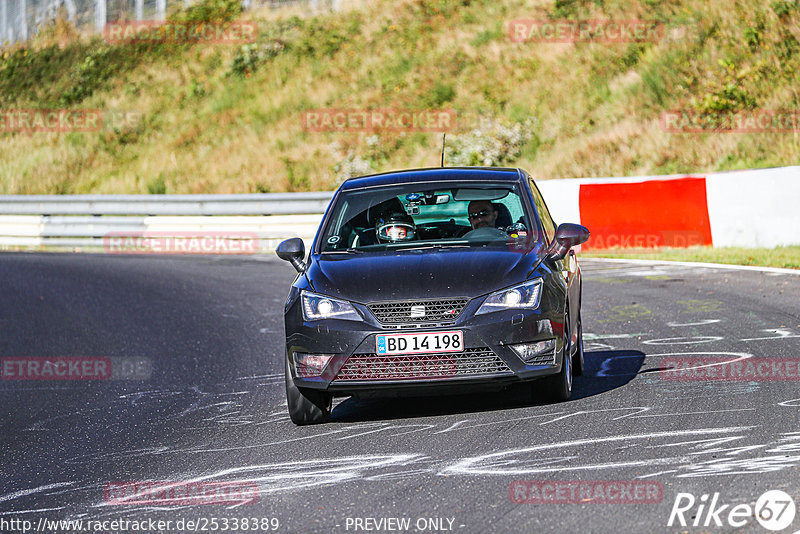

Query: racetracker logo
left=508, top=19, right=664, bottom=43
left=103, top=20, right=257, bottom=44
left=661, top=357, right=800, bottom=381
left=0, top=109, right=141, bottom=133
left=1, top=357, right=110, bottom=380
left=104, top=232, right=260, bottom=255
left=582, top=230, right=708, bottom=250
left=509, top=480, right=663, bottom=504
left=302, top=109, right=455, bottom=132
left=661, top=110, right=800, bottom=133
left=1, top=356, right=152, bottom=380
left=104, top=481, right=259, bottom=506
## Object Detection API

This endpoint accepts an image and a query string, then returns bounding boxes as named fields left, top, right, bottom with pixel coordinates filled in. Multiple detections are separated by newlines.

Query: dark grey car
left=276, top=167, right=589, bottom=425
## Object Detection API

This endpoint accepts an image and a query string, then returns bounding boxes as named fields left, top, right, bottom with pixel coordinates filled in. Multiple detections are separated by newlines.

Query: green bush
left=169, top=0, right=242, bottom=23
left=228, top=41, right=285, bottom=77
left=147, top=174, right=167, bottom=194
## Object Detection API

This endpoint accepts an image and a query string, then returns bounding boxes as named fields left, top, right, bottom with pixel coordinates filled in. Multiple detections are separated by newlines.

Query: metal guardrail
left=2, top=0, right=340, bottom=46
left=0, top=193, right=333, bottom=251
left=0, top=192, right=334, bottom=216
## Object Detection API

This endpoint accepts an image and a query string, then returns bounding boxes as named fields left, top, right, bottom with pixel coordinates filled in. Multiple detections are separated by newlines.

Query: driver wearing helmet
left=375, top=211, right=416, bottom=243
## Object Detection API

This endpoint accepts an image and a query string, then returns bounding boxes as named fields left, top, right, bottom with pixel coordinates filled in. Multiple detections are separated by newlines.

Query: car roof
left=339, top=167, right=523, bottom=191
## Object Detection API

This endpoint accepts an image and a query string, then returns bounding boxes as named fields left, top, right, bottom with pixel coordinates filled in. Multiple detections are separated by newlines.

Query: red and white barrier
left=537, top=166, right=800, bottom=249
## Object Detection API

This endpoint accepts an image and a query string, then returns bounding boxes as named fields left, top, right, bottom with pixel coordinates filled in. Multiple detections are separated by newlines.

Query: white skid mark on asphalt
left=584, top=332, right=649, bottom=340
left=432, top=420, right=472, bottom=434
left=439, top=427, right=753, bottom=476
left=0, top=482, right=75, bottom=506
left=539, top=407, right=651, bottom=425
left=740, top=328, right=800, bottom=342
left=0, top=506, right=67, bottom=516
left=667, top=319, right=721, bottom=327
left=585, top=342, right=616, bottom=351
left=636, top=470, right=677, bottom=478
left=642, top=336, right=724, bottom=345
left=435, top=412, right=568, bottom=432
left=653, top=351, right=753, bottom=373
left=64, top=447, right=171, bottom=465
left=675, top=455, right=800, bottom=477
left=630, top=408, right=756, bottom=419
left=641, top=436, right=746, bottom=450
left=85, top=454, right=429, bottom=501
left=337, top=424, right=437, bottom=440
left=687, top=444, right=767, bottom=457
left=236, top=373, right=283, bottom=380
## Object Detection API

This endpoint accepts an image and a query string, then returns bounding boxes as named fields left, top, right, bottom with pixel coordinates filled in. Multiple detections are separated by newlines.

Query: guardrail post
left=94, top=0, right=105, bottom=33
left=17, top=0, right=28, bottom=41
left=1, top=0, right=7, bottom=45
left=65, top=0, right=78, bottom=21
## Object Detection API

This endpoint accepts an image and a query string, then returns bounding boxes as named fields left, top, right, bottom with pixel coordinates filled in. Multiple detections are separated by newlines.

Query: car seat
left=493, top=203, right=513, bottom=228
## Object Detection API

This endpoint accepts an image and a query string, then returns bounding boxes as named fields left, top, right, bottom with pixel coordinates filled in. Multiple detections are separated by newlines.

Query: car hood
left=306, top=245, right=546, bottom=302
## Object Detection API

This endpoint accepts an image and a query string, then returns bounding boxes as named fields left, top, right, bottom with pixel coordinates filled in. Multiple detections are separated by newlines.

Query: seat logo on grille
left=409, top=305, right=426, bottom=318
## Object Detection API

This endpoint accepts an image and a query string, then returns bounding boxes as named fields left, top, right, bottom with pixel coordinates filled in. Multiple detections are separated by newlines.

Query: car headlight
left=301, top=291, right=361, bottom=321
left=476, top=278, right=543, bottom=315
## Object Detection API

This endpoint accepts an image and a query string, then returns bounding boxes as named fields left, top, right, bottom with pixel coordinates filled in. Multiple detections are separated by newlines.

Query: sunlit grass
left=582, top=246, right=800, bottom=270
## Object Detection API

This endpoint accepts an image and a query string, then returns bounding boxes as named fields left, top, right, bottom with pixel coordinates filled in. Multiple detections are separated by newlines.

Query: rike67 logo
left=668, top=490, right=797, bottom=531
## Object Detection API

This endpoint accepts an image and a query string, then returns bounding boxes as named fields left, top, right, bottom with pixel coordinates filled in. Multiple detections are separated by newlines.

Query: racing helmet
left=375, top=211, right=416, bottom=242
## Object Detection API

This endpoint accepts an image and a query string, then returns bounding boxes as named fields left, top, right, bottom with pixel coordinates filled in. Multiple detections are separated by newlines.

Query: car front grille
left=367, top=298, right=470, bottom=324
left=333, top=347, right=513, bottom=381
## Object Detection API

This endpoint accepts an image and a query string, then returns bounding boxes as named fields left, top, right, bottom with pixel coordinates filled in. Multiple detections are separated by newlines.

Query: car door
left=525, top=173, right=581, bottom=345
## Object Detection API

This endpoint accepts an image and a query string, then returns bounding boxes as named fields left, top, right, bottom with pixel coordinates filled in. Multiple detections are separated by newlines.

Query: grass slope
left=1, top=0, right=799, bottom=194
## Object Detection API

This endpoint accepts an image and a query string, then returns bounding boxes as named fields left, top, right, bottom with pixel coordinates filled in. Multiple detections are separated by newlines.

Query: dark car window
left=528, top=178, right=557, bottom=244
left=319, top=182, right=541, bottom=252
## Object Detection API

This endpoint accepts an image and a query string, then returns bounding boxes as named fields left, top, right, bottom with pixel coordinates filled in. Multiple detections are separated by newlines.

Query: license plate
left=376, top=331, right=463, bottom=355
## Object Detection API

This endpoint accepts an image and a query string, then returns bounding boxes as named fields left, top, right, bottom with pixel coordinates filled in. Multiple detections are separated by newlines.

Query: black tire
left=572, top=311, right=585, bottom=377
left=284, top=357, right=332, bottom=425
left=544, top=310, right=573, bottom=402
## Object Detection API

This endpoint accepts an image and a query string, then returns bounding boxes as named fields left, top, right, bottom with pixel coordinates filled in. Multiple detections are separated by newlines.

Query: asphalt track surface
left=1, top=252, right=800, bottom=534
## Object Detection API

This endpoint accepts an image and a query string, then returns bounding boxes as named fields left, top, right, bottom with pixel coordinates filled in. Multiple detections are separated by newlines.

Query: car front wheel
left=544, top=310, right=573, bottom=401
left=572, top=310, right=585, bottom=376
left=284, top=356, right=332, bottom=425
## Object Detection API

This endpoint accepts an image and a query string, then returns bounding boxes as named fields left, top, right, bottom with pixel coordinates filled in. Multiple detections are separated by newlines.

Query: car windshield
left=319, top=182, right=541, bottom=252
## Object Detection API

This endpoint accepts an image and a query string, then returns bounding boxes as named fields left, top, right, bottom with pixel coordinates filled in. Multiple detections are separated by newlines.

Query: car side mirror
left=276, top=238, right=306, bottom=272
left=549, top=223, right=590, bottom=261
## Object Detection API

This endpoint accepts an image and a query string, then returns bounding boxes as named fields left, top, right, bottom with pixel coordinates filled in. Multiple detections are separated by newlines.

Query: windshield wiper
left=321, top=248, right=364, bottom=254
left=397, top=243, right=471, bottom=251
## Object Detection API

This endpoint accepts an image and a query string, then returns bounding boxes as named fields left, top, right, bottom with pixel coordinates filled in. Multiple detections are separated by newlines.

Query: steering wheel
left=462, top=226, right=507, bottom=241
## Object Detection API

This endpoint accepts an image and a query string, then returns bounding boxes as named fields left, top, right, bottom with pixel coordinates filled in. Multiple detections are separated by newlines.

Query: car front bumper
left=285, top=298, right=567, bottom=397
